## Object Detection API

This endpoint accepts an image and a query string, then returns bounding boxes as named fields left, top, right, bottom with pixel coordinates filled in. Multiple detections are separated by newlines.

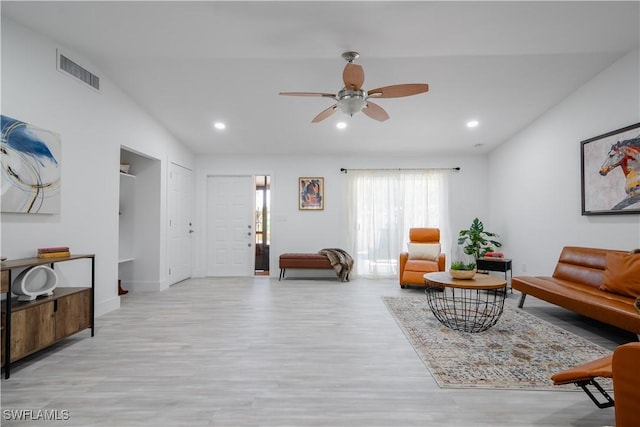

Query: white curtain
left=346, top=169, right=451, bottom=279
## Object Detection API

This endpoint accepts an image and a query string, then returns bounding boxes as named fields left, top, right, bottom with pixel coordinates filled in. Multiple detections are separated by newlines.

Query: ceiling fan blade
left=367, top=83, right=429, bottom=98
left=311, top=105, right=337, bottom=123
left=279, top=92, right=337, bottom=99
left=362, top=101, right=390, bottom=122
left=343, top=63, right=365, bottom=90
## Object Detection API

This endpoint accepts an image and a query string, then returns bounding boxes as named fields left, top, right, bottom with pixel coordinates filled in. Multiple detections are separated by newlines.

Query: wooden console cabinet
left=476, top=257, right=513, bottom=291
left=1, top=254, right=94, bottom=379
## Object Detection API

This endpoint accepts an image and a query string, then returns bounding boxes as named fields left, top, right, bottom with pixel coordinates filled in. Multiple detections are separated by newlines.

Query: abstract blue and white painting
left=1, top=115, right=61, bottom=213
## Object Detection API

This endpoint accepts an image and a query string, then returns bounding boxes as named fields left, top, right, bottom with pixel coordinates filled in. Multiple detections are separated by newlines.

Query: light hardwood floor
left=1, top=277, right=635, bottom=427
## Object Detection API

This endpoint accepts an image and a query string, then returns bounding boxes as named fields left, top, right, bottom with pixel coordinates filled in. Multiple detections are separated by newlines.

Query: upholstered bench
left=278, top=253, right=333, bottom=280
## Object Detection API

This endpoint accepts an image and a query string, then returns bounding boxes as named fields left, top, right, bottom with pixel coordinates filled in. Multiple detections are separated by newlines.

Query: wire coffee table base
left=424, top=272, right=507, bottom=333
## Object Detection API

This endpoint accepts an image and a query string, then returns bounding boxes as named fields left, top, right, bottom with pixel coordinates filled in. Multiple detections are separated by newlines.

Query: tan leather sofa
left=513, top=246, right=640, bottom=337
left=399, top=228, right=446, bottom=288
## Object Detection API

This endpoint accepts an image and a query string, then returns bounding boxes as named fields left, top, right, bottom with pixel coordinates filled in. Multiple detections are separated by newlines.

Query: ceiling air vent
left=56, top=50, right=100, bottom=91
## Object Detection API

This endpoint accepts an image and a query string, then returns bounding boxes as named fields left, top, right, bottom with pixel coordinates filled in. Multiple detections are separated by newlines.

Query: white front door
left=168, top=163, right=193, bottom=284
left=206, top=175, right=254, bottom=276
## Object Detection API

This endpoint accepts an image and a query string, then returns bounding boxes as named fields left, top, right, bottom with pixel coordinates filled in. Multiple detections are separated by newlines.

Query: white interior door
left=168, top=163, right=193, bottom=284
left=206, top=175, right=254, bottom=276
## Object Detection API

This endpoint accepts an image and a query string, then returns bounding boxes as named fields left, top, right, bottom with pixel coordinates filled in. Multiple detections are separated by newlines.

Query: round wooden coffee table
left=423, top=272, right=507, bottom=333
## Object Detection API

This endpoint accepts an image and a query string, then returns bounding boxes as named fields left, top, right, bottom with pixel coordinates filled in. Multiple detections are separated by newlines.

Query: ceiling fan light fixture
left=337, top=88, right=366, bottom=116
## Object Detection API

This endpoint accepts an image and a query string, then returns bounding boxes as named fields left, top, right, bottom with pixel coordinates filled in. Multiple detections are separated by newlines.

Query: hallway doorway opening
left=255, top=175, right=270, bottom=275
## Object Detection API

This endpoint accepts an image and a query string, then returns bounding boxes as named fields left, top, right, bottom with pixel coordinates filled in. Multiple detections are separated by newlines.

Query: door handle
left=189, top=229, right=194, bottom=233
left=247, top=232, right=252, bottom=236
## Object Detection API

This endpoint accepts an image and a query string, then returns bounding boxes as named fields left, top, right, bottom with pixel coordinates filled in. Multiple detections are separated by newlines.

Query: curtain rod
left=340, top=167, right=460, bottom=173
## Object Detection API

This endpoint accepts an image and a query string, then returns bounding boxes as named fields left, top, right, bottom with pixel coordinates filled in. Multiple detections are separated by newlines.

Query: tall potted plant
left=457, top=217, right=502, bottom=260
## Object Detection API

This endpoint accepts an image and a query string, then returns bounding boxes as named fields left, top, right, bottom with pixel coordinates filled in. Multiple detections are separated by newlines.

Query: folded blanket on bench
left=319, top=248, right=354, bottom=282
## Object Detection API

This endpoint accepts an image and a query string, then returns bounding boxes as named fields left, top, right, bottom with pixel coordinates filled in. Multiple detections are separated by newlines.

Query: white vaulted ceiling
left=2, top=1, right=639, bottom=156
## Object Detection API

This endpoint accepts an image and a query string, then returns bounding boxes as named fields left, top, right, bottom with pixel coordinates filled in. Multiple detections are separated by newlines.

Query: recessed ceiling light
left=466, top=120, right=479, bottom=128
left=213, top=122, right=226, bottom=130
left=336, top=122, right=347, bottom=129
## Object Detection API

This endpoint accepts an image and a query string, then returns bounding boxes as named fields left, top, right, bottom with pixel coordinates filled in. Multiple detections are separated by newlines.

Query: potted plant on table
left=449, top=260, right=477, bottom=279
left=457, top=217, right=502, bottom=260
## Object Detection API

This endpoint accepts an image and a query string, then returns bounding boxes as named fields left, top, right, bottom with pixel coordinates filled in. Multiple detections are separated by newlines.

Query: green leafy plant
left=457, top=217, right=502, bottom=260
left=450, top=261, right=476, bottom=271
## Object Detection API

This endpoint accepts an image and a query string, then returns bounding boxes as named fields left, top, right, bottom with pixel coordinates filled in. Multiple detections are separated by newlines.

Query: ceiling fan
left=279, top=51, right=429, bottom=123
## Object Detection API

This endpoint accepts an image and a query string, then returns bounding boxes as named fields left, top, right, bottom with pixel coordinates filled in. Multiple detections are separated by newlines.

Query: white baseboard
left=95, top=295, right=120, bottom=317
left=121, top=280, right=162, bottom=292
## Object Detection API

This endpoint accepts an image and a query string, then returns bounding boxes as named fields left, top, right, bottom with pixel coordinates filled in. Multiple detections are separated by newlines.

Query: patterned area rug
left=383, top=295, right=613, bottom=390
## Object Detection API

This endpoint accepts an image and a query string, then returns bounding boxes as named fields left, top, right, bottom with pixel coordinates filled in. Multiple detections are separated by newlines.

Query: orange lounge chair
left=551, top=354, right=613, bottom=408
left=551, top=342, right=640, bottom=427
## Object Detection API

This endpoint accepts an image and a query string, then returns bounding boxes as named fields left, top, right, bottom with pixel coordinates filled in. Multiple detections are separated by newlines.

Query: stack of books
left=37, top=247, right=71, bottom=258
left=484, top=251, right=504, bottom=258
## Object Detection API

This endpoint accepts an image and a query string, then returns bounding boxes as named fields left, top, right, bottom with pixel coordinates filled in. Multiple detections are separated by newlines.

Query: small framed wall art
left=581, top=122, right=640, bottom=215
left=299, top=177, right=324, bottom=210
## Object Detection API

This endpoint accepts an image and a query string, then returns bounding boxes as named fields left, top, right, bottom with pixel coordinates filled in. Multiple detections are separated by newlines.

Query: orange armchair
left=399, top=228, right=446, bottom=288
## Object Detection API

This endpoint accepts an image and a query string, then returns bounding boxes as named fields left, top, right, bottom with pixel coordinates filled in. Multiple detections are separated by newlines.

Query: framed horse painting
left=581, top=122, right=640, bottom=215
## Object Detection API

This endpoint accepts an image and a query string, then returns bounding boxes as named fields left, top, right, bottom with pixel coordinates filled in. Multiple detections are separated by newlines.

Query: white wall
left=11, top=13, right=632, bottom=299
left=1, top=18, right=195, bottom=315
left=194, top=153, right=489, bottom=278
left=489, top=49, right=640, bottom=276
